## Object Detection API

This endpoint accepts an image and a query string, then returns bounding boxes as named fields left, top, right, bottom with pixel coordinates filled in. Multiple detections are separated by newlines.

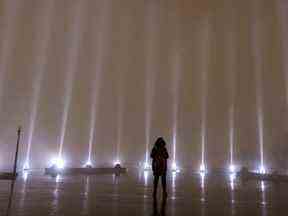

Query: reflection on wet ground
left=0, top=169, right=287, bottom=216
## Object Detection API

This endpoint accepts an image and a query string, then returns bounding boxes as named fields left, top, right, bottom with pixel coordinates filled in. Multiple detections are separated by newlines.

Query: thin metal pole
left=13, top=126, right=21, bottom=177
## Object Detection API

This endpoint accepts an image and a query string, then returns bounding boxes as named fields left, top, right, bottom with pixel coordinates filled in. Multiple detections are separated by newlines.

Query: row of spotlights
left=25, top=158, right=267, bottom=175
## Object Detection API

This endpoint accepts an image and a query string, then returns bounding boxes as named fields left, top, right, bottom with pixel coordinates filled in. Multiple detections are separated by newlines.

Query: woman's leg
left=161, top=174, right=167, bottom=196
left=153, top=175, right=160, bottom=197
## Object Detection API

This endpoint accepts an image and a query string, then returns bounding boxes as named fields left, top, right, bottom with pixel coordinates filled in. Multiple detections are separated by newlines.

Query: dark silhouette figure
left=151, top=137, right=169, bottom=198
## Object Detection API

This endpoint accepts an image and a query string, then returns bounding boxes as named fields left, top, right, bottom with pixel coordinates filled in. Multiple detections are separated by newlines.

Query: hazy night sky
left=0, top=0, right=287, bottom=170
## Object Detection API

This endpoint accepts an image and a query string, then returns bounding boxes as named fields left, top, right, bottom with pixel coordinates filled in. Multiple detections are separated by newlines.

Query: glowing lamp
left=258, top=165, right=266, bottom=174
left=50, top=158, right=65, bottom=169
left=172, top=162, right=180, bottom=173
left=84, top=160, right=93, bottom=168
left=23, top=162, right=30, bottom=171
left=229, top=164, right=236, bottom=173
left=199, top=164, right=206, bottom=173
left=114, top=160, right=121, bottom=167
left=143, top=162, right=150, bottom=170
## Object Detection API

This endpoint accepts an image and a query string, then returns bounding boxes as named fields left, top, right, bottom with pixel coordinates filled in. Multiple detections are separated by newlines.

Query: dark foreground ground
left=0, top=169, right=287, bottom=216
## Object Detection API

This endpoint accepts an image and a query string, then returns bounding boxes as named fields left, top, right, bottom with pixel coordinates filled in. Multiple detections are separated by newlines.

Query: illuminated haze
left=0, top=0, right=286, bottom=171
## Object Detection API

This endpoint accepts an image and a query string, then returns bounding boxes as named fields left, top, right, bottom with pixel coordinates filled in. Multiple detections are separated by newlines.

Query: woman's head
left=155, top=137, right=166, bottom=148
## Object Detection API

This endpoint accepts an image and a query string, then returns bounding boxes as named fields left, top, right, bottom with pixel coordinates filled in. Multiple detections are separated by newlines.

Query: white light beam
left=58, top=0, right=85, bottom=158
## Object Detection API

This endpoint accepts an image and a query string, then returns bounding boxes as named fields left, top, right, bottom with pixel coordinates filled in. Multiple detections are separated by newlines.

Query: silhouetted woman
left=151, top=137, right=169, bottom=197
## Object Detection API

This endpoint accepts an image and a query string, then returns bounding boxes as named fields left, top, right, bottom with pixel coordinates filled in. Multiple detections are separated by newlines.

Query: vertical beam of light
left=116, top=74, right=124, bottom=165
left=251, top=0, right=265, bottom=173
left=58, top=1, right=85, bottom=159
left=87, top=95, right=95, bottom=166
left=229, top=104, right=235, bottom=171
left=200, top=18, right=210, bottom=172
left=0, top=0, right=22, bottom=112
left=86, top=0, right=111, bottom=166
left=144, top=1, right=159, bottom=167
left=171, top=49, right=181, bottom=171
left=24, top=0, right=55, bottom=170
left=170, top=6, right=181, bottom=172
left=225, top=5, right=237, bottom=172
left=115, top=2, right=136, bottom=166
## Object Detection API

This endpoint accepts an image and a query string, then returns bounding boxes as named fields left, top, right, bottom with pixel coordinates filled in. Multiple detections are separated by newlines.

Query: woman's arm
left=163, top=148, right=169, bottom=159
left=150, top=147, right=157, bottom=159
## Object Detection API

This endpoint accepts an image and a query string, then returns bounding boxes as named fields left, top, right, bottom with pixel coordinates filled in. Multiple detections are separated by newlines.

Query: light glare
left=229, top=164, right=236, bottom=173
left=84, top=160, right=92, bottom=168
left=200, top=164, right=206, bottom=173
left=23, top=162, right=30, bottom=171
left=51, top=158, right=65, bottom=169
left=23, top=171, right=29, bottom=182
left=114, top=160, right=121, bottom=166
left=172, top=161, right=180, bottom=173
left=200, top=172, right=205, bottom=189
left=261, top=181, right=265, bottom=192
left=143, top=162, right=150, bottom=170
left=259, top=165, right=266, bottom=174
left=144, top=170, right=149, bottom=186
left=229, top=173, right=236, bottom=191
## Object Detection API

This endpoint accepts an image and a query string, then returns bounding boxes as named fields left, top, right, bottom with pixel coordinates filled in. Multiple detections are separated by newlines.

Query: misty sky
left=0, top=0, right=287, bottom=170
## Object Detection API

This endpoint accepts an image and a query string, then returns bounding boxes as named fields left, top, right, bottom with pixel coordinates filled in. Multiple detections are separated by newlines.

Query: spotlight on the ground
left=113, top=160, right=121, bottom=167
left=84, top=161, right=93, bottom=168
left=50, top=158, right=65, bottom=169
left=44, top=159, right=127, bottom=176
left=199, top=164, right=206, bottom=174
left=258, top=165, right=266, bottom=174
left=229, top=164, right=236, bottom=173
left=171, top=162, right=180, bottom=173
left=23, top=162, right=30, bottom=171
left=143, top=162, right=150, bottom=171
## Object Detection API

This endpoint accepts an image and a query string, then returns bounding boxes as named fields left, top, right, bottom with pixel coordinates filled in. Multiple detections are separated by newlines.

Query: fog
left=0, top=0, right=287, bottom=171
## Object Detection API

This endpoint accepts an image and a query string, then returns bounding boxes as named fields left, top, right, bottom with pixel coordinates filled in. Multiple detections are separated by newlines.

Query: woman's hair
left=155, top=137, right=166, bottom=148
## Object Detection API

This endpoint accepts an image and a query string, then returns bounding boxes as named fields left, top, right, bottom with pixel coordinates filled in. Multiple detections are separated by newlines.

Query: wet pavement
left=0, top=169, right=287, bottom=216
